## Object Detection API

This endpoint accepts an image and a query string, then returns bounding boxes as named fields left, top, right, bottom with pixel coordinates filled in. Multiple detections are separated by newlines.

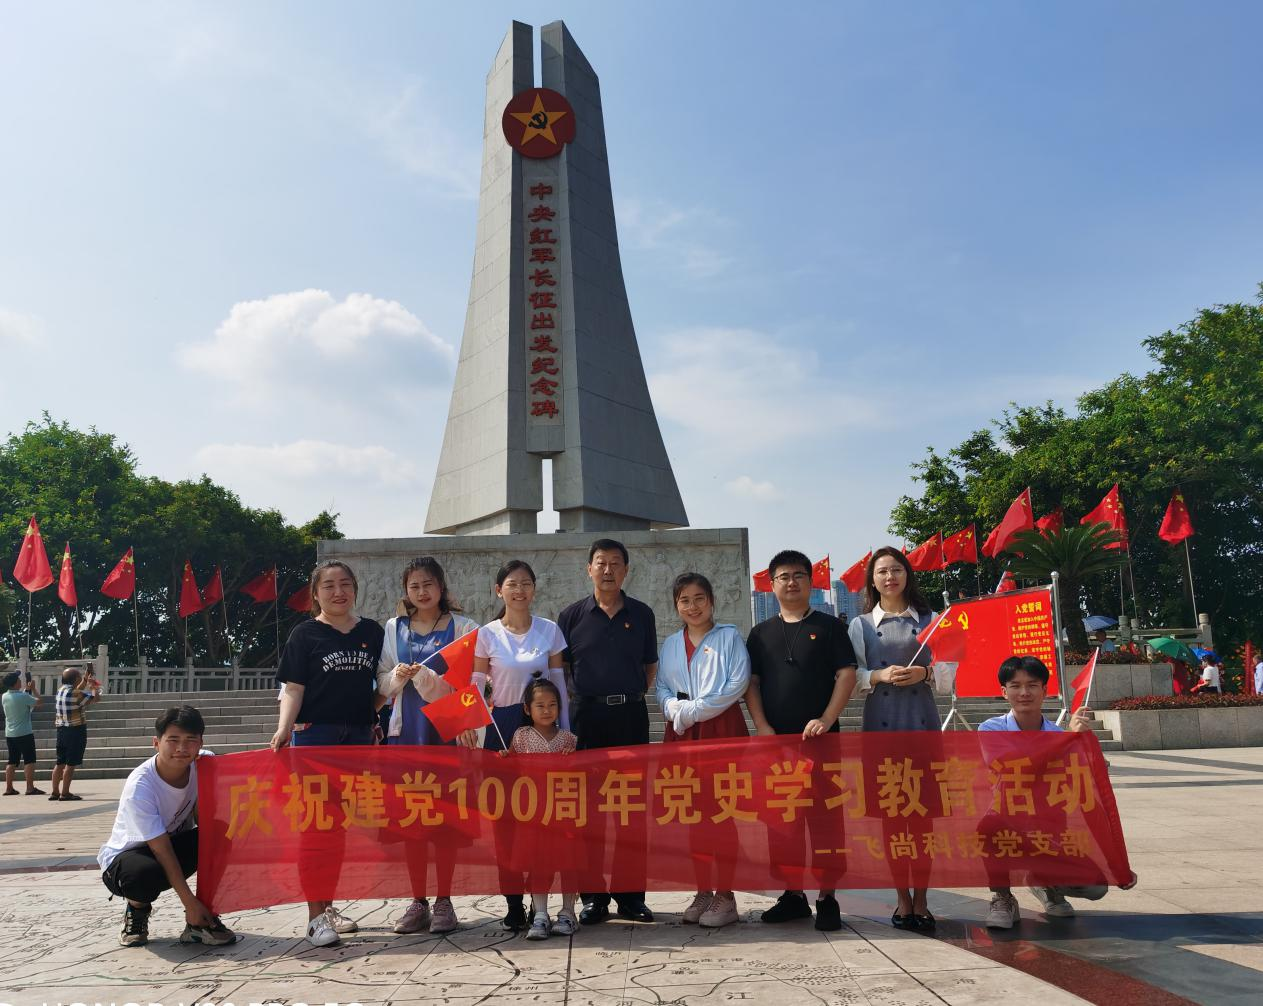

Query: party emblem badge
left=502, top=88, right=576, bottom=159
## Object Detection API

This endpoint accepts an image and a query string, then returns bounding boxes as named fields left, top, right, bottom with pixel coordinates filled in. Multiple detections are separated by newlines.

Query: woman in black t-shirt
left=271, top=560, right=386, bottom=948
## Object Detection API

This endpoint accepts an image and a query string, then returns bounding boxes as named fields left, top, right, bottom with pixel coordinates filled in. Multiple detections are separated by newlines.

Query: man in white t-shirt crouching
left=97, top=705, right=237, bottom=948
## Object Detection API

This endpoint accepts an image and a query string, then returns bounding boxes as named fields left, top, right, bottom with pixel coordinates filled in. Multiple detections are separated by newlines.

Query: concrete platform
left=2, top=749, right=1261, bottom=1004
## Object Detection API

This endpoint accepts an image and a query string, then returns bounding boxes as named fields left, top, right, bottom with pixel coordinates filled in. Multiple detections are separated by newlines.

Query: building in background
left=834, top=581, right=864, bottom=622
left=752, top=588, right=835, bottom=624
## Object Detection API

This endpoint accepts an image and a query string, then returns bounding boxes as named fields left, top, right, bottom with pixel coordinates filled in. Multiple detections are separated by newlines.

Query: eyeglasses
left=772, top=572, right=810, bottom=584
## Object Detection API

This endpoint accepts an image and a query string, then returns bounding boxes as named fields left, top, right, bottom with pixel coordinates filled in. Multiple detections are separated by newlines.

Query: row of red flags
left=7, top=517, right=311, bottom=616
left=755, top=485, right=1197, bottom=591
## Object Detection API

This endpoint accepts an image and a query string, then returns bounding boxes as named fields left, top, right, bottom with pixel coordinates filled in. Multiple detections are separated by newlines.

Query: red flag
left=811, top=556, right=831, bottom=589
left=752, top=568, right=773, bottom=592
left=905, top=532, right=944, bottom=572
left=57, top=543, right=78, bottom=607
left=178, top=561, right=204, bottom=618
left=1036, top=507, right=1064, bottom=535
left=942, top=525, right=978, bottom=565
left=994, top=570, right=1017, bottom=593
left=419, top=628, right=480, bottom=690
left=101, top=547, right=137, bottom=600
left=285, top=582, right=311, bottom=613
left=1070, top=648, right=1100, bottom=714
left=12, top=517, right=54, bottom=592
left=241, top=567, right=278, bottom=603
left=420, top=682, right=493, bottom=742
left=1080, top=483, right=1127, bottom=549
left=915, top=605, right=966, bottom=663
left=838, top=551, right=871, bottom=593
left=1158, top=489, right=1194, bottom=545
left=981, top=488, right=1034, bottom=558
left=202, top=567, right=224, bottom=606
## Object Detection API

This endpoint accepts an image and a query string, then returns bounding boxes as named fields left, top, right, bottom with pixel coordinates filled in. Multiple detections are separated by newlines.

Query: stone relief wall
left=320, top=529, right=750, bottom=645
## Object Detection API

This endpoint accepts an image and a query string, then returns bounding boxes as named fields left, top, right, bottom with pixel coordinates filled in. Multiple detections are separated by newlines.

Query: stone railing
left=8, top=646, right=275, bottom=695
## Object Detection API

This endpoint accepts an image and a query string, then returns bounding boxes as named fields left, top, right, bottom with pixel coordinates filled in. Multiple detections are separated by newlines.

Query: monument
left=323, top=20, right=748, bottom=635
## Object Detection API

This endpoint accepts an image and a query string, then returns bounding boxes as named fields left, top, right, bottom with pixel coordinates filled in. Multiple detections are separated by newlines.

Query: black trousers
left=573, top=697, right=650, bottom=909
left=101, top=829, right=198, bottom=905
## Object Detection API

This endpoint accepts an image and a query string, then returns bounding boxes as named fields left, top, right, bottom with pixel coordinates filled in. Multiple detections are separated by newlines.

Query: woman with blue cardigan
left=655, top=572, right=751, bottom=929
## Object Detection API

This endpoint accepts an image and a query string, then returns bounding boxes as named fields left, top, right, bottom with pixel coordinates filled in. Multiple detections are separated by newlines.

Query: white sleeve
left=122, top=777, right=171, bottom=844
left=377, top=622, right=405, bottom=698
left=849, top=618, right=875, bottom=693
left=548, top=663, right=571, bottom=732
left=548, top=620, right=567, bottom=656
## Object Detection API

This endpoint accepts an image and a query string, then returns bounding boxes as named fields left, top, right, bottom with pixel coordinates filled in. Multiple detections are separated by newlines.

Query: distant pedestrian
left=4, top=670, right=45, bottom=796
left=1254, top=656, right=1263, bottom=695
left=1193, top=656, right=1221, bottom=695
left=51, top=667, right=98, bottom=801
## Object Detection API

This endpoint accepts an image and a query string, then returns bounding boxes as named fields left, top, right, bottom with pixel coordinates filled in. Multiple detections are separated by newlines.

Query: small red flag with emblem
left=101, top=547, right=137, bottom=600
left=57, top=543, right=78, bottom=607
left=12, top=517, right=54, bottom=592
left=285, top=582, right=311, bottom=613
left=981, top=488, right=1034, bottom=558
left=1080, top=484, right=1128, bottom=550
left=1070, top=648, right=1100, bottom=714
left=811, top=556, right=831, bottom=589
left=752, top=568, right=773, bottom=592
left=838, top=551, right=871, bottom=593
left=905, top=532, right=945, bottom=572
left=915, top=605, right=967, bottom=664
left=420, top=628, right=480, bottom=691
left=421, top=682, right=493, bottom=743
left=241, top=567, right=278, bottom=603
left=178, top=561, right=204, bottom=618
left=1158, top=489, right=1194, bottom=545
left=942, top=525, right=978, bottom=565
left=202, top=567, right=224, bottom=606
left=1036, top=507, right=1064, bottom=535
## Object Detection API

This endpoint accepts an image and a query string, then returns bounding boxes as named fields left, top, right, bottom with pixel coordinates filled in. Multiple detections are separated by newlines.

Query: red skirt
left=664, top=702, right=749, bottom=743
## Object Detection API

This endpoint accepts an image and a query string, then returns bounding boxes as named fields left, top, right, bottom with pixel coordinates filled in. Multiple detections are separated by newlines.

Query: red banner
left=926, top=587, right=1059, bottom=697
left=197, top=732, right=1131, bottom=913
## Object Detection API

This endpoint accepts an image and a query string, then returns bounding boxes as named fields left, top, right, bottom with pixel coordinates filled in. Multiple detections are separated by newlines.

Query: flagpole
left=222, top=597, right=233, bottom=664
left=26, top=591, right=32, bottom=655
left=75, top=606, right=83, bottom=659
left=132, top=592, right=141, bottom=666
left=1182, top=538, right=1199, bottom=624
left=273, top=599, right=280, bottom=668
left=1125, top=550, right=1140, bottom=622
left=1050, top=571, right=1068, bottom=720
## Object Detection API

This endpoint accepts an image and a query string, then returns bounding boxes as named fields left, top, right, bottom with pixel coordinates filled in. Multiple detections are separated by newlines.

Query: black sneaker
left=814, top=894, right=842, bottom=931
left=120, top=903, right=151, bottom=947
left=501, top=901, right=528, bottom=932
left=760, top=891, right=812, bottom=923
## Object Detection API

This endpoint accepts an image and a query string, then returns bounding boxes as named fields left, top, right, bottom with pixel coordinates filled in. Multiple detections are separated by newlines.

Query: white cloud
left=0, top=308, right=45, bottom=346
left=195, top=439, right=421, bottom=488
left=179, top=289, right=453, bottom=401
left=617, top=197, right=734, bottom=281
left=725, top=475, right=783, bottom=502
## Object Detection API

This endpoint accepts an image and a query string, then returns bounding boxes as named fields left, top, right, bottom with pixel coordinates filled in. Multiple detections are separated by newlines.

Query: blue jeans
left=291, top=724, right=374, bottom=747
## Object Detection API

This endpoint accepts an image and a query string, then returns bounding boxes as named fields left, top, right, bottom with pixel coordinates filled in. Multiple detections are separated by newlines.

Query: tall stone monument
left=322, top=21, right=748, bottom=637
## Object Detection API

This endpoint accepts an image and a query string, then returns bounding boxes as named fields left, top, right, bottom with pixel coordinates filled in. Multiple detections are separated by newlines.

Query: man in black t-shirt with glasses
left=745, top=549, right=857, bottom=931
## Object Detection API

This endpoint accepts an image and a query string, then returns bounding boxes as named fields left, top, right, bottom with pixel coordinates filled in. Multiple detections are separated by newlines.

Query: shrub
left=1109, top=694, right=1263, bottom=711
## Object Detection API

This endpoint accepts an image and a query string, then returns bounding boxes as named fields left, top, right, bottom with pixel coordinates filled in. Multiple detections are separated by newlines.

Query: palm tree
left=1007, top=523, right=1127, bottom=651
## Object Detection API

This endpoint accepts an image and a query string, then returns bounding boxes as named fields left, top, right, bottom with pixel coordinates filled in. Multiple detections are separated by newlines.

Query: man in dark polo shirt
left=558, top=538, right=658, bottom=925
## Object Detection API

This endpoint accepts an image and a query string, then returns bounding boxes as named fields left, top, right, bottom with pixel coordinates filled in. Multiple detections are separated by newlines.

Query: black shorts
left=6, top=734, right=36, bottom=766
left=56, top=725, right=88, bottom=766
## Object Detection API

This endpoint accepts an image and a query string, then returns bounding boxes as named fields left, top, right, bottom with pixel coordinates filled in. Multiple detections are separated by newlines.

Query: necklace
left=779, top=611, right=811, bottom=666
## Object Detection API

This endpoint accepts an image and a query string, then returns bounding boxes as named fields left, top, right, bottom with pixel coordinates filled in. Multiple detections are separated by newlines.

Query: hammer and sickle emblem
left=460, top=692, right=476, bottom=708
left=529, top=110, right=549, bottom=129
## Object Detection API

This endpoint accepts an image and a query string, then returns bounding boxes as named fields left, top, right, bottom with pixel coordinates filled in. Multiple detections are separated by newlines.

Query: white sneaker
left=1029, top=886, right=1075, bottom=918
left=430, top=897, right=459, bottom=934
left=985, top=893, right=1018, bottom=929
left=551, top=909, right=578, bottom=936
left=682, top=891, right=713, bottom=924
left=526, top=911, right=551, bottom=940
left=306, top=910, right=340, bottom=947
left=699, top=892, right=739, bottom=928
left=327, top=905, right=358, bottom=934
left=393, top=898, right=431, bottom=934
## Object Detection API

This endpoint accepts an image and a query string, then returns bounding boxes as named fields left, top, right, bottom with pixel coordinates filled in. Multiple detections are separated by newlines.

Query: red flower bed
left=1110, top=693, right=1263, bottom=711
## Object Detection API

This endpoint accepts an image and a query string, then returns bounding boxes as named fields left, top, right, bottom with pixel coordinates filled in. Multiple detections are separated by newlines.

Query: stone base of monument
left=320, top=528, right=751, bottom=639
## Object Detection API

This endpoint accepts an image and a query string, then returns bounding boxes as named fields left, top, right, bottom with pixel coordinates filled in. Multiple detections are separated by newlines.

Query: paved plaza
left=1, top=748, right=1260, bottom=1006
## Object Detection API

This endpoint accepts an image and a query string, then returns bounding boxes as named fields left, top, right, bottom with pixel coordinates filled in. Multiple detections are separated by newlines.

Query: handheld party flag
left=1070, top=648, right=1100, bottom=714
left=420, top=682, right=493, bottom=743
left=942, top=525, right=978, bottom=565
left=981, top=488, right=1034, bottom=558
left=811, top=556, right=831, bottom=589
left=178, top=561, right=204, bottom=618
left=905, top=532, right=944, bottom=572
left=1158, top=489, right=1194, bottom=545
left=1081, top=484, right=1128, bottom=549
left=240, top=567, right=278, bottom=603
left=57, top=543, right=78, bottom=607
left=420, top=628, right=480, bottom=690
left=12, top=517, right=54, bottom=592
left=838, top=551, right=871, bottom=593
left=101, top=547, right=137, bottom=600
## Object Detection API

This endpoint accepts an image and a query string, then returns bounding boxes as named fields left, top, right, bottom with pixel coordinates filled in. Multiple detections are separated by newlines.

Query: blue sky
left=2, top=1, right=1261, bottom=576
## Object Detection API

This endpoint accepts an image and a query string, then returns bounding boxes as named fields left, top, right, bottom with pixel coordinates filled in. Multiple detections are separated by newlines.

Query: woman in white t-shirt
left=460, top=558, right=567, bottom=932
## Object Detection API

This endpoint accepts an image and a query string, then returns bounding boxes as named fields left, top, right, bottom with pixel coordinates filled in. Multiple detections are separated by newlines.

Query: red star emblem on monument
left=502, top=88, right=576, bottom=159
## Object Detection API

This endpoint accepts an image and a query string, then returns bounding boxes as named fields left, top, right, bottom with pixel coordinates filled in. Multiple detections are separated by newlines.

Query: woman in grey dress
left=848, top=546, right=938, bottom=931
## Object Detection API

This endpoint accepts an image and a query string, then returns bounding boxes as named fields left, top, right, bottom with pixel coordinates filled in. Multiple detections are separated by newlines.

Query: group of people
left=4, top=664, right=99, bottom=800
left=95, top=538, right=1099, bottom=950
